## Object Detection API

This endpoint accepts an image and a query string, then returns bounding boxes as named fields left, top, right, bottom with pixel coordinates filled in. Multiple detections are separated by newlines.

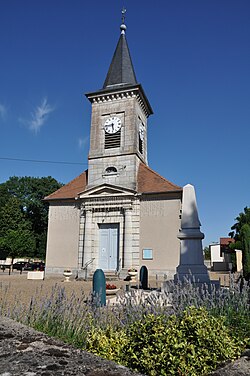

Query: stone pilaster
left=77, top=209, right=85, bottom=269
left=83, top=209, right=93, bottom=268
left=123, top=207, right=133, bottom=268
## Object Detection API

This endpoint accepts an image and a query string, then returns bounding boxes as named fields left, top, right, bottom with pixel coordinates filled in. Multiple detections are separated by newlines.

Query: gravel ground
left=0, top=271, right=129, bottom=309
left=0, top=270, right=168, bottom=310
left=0, top=270, right=228, bottom=309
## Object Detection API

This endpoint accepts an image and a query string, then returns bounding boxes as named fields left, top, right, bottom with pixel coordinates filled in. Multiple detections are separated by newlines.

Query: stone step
left=78, top=268, right=127, bottom=281
left=86, top=271, right=120, bottom=281
left=105, top=273, right=120, bottom=281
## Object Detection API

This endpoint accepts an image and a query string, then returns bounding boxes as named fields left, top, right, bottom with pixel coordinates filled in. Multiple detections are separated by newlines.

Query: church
left=45, top=16, right=183, bottom=279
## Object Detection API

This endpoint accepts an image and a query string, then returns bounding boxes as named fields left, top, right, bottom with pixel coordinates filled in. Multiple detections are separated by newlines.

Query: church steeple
left=103, top=10, right=137, bottom=89
left=86, top=9, right=153, bottom=190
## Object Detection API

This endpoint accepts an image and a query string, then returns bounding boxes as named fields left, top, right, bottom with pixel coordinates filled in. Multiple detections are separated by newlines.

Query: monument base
left=174, top=264, right=211, bottom=284
left=162, top=278, right=220, bottom=295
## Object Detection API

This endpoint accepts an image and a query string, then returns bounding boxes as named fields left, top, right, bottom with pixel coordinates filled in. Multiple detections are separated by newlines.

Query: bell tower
left=86, top=11, right=153, bottom=190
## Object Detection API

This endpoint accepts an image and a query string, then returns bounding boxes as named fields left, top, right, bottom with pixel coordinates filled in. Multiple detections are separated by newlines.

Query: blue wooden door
left=99, top=224, right=119, bottom=271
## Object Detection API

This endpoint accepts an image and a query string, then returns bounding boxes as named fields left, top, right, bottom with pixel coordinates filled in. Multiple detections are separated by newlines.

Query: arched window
left=105, top=166, right=117, bottom=174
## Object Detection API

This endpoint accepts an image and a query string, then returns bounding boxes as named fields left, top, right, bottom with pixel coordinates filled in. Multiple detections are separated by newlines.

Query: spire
left=103, top=8, right=137, bottom=89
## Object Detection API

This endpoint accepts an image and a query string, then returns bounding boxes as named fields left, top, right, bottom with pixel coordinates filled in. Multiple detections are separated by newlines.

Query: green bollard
left=92, top=269, right=106, bottom=306
left=140, top=265, right=148, bottom=290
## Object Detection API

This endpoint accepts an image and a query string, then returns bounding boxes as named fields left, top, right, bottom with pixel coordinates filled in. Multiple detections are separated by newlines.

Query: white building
left=210, top=238, right=241, bottom=272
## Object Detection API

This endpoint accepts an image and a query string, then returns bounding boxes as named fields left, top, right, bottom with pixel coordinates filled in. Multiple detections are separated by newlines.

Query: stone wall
left=0, top=316, right=144, bottom=376
left=140, top=195, right=181, bottom=277
left=46, top=202, right=80, bottom=274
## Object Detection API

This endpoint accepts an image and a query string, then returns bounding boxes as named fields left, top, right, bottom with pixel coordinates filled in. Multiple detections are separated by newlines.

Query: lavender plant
left=167, top=276, right=250, bottom=344
left=0, top=277, right=249, bottom=375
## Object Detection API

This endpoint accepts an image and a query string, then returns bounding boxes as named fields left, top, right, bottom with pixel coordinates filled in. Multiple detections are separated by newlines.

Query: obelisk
left=175, top=184, right=210, bottom=283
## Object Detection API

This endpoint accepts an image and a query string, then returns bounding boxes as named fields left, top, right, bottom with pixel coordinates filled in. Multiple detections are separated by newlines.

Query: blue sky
left=0, top=0, right=249, bottom=247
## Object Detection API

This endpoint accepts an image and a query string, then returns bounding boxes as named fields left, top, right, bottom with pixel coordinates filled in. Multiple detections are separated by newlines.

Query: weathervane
left=121, top=6, right=126, bottom=24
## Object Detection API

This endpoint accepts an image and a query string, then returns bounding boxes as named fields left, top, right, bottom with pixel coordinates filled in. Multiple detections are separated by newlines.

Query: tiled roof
left=137, top=163, right=182, bottom=193
left=44, top=170, right=88, bottom=200
left=220, top=237, right=235, bottom=246
left=44, top=163, right=181, bottom=201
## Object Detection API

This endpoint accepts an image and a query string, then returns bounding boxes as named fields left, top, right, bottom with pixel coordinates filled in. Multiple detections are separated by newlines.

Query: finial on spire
left=120, top=7, right=127, bottom=34
left=121, top=6, right=126, bottom=23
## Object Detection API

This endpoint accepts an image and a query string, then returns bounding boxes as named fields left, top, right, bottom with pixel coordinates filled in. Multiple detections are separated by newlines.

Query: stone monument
left=175, top=184, right=211, bottom=283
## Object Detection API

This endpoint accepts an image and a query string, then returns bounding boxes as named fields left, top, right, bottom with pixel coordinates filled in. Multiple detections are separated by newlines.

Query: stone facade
left=78, top=193, right=141, bottom=275
left=88, top=154, right=141, bottom=192
left=87, top=87, right=149, bottom=191
left=140, top=194, right=181, bottom=278
left=46, top=202, right=80, bottom=274
left=45, top=186, right=182, bottom=278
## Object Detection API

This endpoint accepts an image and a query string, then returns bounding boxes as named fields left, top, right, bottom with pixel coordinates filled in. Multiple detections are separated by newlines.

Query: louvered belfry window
left=139, top=134, right=143, bottom=154
left=105, top=129, right=121, bottom=149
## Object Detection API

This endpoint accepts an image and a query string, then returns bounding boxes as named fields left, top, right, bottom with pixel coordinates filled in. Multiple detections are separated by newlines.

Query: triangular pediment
left=78, top=183, right=136, bottom=199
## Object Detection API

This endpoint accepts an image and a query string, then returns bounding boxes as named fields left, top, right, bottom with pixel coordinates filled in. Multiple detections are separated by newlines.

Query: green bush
left=223, top=310, right=250, bottom=348
left=83, top=307, right=243, bottom=376
left=122, top=307, right=243, bottom=376
left=85, top=325, right=128, bottom=363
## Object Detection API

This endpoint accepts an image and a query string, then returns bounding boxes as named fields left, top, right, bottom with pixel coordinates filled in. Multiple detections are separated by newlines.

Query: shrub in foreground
left=86, top=307, right=244, bottom=376
left=85, top=325, right=128, bottom=363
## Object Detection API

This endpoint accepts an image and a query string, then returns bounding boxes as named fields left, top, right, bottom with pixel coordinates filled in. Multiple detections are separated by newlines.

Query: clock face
left=139, top=124, right=144, bottom=140
left=104, top=116, right=122, bottom=134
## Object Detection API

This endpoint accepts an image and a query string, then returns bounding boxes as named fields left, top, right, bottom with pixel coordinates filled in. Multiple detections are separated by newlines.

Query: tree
left=240, top=224, right=250, bottom=280
left=0, top=229, right=36, bottom=263
left=229, top=207, right=250, bottom=246
left=229, top=207, right=250, bottom=280
left=0, top=183, right=11, bottom=210
left=0, top=176, right=63, bottom=260
left=0, top=197, right=25, bottom=235
left=0, top=197, right=36, bottom=262
left=203, top=246, right=211, bottom=260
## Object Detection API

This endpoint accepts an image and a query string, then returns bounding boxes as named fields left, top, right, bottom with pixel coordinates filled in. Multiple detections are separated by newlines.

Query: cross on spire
left=121, top=7, right=126, bottom=24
